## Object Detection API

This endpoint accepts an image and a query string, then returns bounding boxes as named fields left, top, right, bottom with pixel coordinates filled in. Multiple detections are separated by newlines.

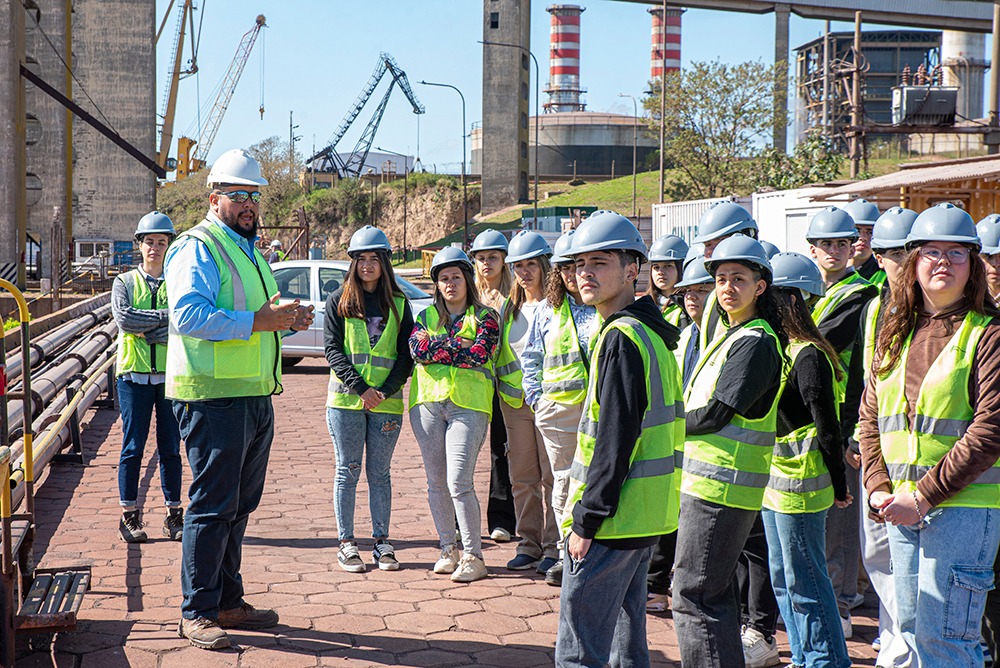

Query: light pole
left=481, top=39, right=540, bottom=229
left=418, top=80, right=469, bottom=249
left=376, top=146, right=409, bottom=262
left=659, top=0, right=667, bottom=203
left=619, top=93, right=638, bottom=218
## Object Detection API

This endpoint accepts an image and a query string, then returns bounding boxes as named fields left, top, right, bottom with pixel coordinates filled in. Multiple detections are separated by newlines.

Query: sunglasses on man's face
left=216, top=190, right=261, bottom=204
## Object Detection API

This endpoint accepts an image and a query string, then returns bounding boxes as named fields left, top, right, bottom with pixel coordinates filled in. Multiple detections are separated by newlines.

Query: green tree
left=246, top=135, right=303, bottom=226
left=753, top=131, right=844, bottom=191
left=644, top=59, right=786, bottom=200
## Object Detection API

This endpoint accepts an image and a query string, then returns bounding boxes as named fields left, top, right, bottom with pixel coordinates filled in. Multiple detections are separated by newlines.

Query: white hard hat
left=270, top=240, right=282, bottom=247
left=206, top=148, right=269, bottom=187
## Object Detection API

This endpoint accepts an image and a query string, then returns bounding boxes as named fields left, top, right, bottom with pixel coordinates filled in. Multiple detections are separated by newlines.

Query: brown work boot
left=217, top=602, right=279, bottom=630
left=163, top=507, right=184, bottom=541
left=119, top=509, right=147, bottom=543
left=178, top=617, right=230, bottom=650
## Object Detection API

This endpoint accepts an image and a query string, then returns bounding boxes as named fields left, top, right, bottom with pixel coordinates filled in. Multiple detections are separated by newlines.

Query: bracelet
left=911, top=491, right=924, bottom=519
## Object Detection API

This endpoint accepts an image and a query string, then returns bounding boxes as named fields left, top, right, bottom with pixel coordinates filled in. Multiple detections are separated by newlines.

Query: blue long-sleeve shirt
left=164, top=213, right=260, bottom=342
left=520, top=295, right=599, bottom=409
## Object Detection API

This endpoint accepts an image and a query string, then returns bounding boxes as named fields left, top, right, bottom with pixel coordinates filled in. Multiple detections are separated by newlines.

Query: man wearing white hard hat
left=267, top=239, right=285, bottom=264
left=164, top=148, right=314, bottom=650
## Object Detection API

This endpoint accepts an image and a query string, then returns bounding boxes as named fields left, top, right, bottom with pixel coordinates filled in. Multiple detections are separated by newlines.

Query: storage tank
left=941, top=30, right=987, bottom=120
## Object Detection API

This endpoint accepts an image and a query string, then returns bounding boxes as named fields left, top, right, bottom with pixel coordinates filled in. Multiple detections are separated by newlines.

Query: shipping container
left=651, top=197, right=752, bottom=246
left=752, top=187, right=851, bottom=256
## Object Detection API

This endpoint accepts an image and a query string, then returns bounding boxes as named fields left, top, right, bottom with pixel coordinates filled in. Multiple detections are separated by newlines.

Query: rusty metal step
left=15, top=566, right=91, bottom=632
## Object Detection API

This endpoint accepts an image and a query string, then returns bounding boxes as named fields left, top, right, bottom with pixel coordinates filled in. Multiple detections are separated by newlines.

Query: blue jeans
left=888, top=505, right=1000, bottom=667
left=173, top=397, right=274, bottom=620
left=556, top=541, right=653, bottom=668
left=117, top=378, right=182, bottom=507
left=408, top=401, right=489, bottom=558
left=761, top=508, right=850, bottom=668
left=326, top=407, right=402, bottom=541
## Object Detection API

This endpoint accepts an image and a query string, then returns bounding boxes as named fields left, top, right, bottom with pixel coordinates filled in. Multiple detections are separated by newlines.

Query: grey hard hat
left=134, top=211, right=176, bottom=239
left=470, top=228, right=508, bottom=255
left=674, top=254, right=713, bottom=288
left=871, top=207, right=919, bottom=251
left=843, top=198, right=881, bottom=227
left=905, top=203, right=980, bottom=251
left=648, top=235, right=689, bottom=263
left=348, top=225, right=391, bottom=256
left=551, top=229, right=576, bottom=264
left=570, top=210, right=648, bottom=261
left=759, top=240, right=781, bottom=260
left=430, top=246, right=473, bottom=281
left=977, top=214, right=1000, bottom=256
left=682, top=243, right=706, bottom=271
left=704, top=234, right=772, bottom=282
left=806, top=207, right=859, bottom=242
left=770, top=251, right=825, bottom=297
left=693, top=201, right=757, bottom=244
left=506, top=230, right=553, bottom=264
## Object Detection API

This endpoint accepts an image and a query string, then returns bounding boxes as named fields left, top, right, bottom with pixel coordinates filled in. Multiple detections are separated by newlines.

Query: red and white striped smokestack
left=544, top=5, right=587, bottom=113
left=649, top=6, right=683, bottom=79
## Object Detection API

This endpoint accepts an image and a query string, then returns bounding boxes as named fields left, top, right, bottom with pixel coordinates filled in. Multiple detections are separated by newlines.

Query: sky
left=152, top=1, right=980, bottom=178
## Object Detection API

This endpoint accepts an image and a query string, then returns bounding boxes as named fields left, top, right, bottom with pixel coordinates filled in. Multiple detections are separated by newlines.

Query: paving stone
left=456, top=611, right=529, bottom=635
left=384, top=610, right=456, bottom=635
left=474, top=645, right=553, bottom=666
left=239, top=647, right=320, bottom=667
left=79, top=646, right=158, bottom=668
left=159, top=646, right=240, bottom=667
left=481, top=595, right=551, bottom=618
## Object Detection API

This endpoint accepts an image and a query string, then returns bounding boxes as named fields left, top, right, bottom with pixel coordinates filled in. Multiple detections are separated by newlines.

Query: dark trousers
left=174, top=396, right=274, bottom=619
left=117, top=378, right=182, bottom=506
left=673, top=494, right=758, bottom=668
left=487, top=392, right=516, bottom=533
left=737, top=512, right=779, bottom=637
left=647, top=531, right=677, bottom=596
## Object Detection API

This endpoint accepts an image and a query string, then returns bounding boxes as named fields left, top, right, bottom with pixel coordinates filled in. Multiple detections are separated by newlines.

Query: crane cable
left=259, top=24, right=266, bottom=119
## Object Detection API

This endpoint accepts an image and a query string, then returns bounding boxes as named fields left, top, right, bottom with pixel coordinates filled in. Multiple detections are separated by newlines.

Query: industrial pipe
left=3, top=305, right=111, bottom=385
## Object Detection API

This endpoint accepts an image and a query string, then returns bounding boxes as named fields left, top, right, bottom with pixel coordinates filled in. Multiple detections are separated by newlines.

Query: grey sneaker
left=119, top=510, right=147, bottom=543
left=372, top=540, right=400, bottom=571
left=178, top=617, right=230, bottom=650
left=338, top=542, right=366, bottom=573
left=163, top=507, right=184, bottom=541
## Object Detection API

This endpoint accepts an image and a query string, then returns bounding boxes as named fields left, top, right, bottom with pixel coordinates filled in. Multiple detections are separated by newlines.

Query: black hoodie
left=570, top=295, right=681, bottom=550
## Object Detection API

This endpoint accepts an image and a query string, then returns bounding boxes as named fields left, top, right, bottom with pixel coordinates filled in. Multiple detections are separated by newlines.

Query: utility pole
left=289, top=111, right=300, bottom=180
left=619, top=93, right=638, bottom=217
left=822, top=21, right=830, bottom=137
left=1, top=0, right=28, bottom=289
left=989, top=1, right=1000, bottom=155
left=850, top=11, right=862, bottom=178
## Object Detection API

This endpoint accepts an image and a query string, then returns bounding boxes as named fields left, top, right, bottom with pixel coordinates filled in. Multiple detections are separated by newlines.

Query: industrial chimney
left=544, top=5, right=587, bottom=113
left=648, top=6, right=683, bottom=80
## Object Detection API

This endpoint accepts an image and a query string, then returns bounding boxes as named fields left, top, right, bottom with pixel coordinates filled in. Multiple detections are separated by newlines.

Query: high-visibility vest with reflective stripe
left=117, top=269, right=168, bottom=375
left=868, top=269, right=886, bottom=289
left=763, top=341, right=840, bottom=514
left=861, top=295, right=881, bottom=384
left=562, top=316, right=685, bottom=539
left=327, top=295, right=406, bottom=414
left=682, top=319, right=784, bottom=510
left=663, top=302, right=685, bottom=328
left=495, top=298, right=525, bottom=408
left=166, top=221, right=281, bottom=401
left=698, top=290, right=728, bottom=350
left=409, top=305, right=495, bottom=415
left=812, top=271, right=869, bottom=395
left=541, top=297, right=590, bottom=406
left=674, top=322, right=696, bottom=386
left=876, top=311, right=998, bottom=508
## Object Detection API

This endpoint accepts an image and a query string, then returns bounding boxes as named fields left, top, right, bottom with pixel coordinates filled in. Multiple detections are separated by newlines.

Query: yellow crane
left=155, top=0, right=199, bottom=171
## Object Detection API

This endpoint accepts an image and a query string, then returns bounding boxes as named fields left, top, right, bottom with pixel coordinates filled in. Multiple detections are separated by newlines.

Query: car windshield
left=272, top=267, right=311, bottom=301
left=395, top=276, right=430, bottom=300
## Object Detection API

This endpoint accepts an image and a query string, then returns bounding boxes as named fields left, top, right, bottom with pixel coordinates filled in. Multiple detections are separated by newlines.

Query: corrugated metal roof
left=810, top=155, right=1000, bottom=200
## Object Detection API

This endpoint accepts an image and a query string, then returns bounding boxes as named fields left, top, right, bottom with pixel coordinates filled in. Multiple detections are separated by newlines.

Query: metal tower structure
left=307, top=53, right=425, bottom=179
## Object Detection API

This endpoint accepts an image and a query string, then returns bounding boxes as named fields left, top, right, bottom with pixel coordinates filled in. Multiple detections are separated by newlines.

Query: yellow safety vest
left=409, top=305, right=495, bottom=415
left=674, top=322, right=696, bottom=386
left=166, top=221, right=281, bottom=401
left=763, top=341, right=840, bottom=514
left=663, top=302, right=685, bottom=328
left=875, top=311, right=999, bottom=508
left=562, top=316, right=684, bottom=539
left=117, top=269, right=168, bottom=375
left=698, top=290, right=728, bottom=351
left=495, top=298, right=525, bottom=409
left=682, top=319, right=784, bottom=510
left=327, top=295, right=406, bottom=414
left=812, top=271, right=870, bottom=396
left=861, top=295, right=881, bottom=384
left=541, top=297, right=590, bottom=406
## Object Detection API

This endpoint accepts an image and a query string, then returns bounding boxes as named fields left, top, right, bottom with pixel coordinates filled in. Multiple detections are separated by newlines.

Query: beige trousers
left=499, top=400, right=559, bottom=559
left=533, top=398, right=583, bottom=551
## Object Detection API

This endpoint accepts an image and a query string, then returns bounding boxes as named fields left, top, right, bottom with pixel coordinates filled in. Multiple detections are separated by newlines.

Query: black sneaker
left=119, top=509, right=147, bottom=543
left=544, top=559, right=563, bottom=586
left=372, top=540, right=400, bottom=571
left=163, top=507, right=184, bottom=541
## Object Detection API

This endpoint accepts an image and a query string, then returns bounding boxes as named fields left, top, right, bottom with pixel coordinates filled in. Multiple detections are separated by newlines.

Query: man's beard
left=221, top=209, right=258, bottom=240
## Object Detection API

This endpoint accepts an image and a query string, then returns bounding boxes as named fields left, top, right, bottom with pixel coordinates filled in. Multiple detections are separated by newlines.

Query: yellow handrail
left=0, top=280, right=29, bottom=323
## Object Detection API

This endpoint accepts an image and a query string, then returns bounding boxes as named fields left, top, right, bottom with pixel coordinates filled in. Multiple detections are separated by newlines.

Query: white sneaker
left=490, top=527, right=511, bottom=543
left=840, top=614, right=853, bottom=640
left=433, top=545, right=460, bottom=574
left=646, top=592, right=670, bottom=613
left=451, top=554, right=488, bottom=583
left=845, top=592, right=866, bottom=610
left=741, top=627, right=780, bottom=668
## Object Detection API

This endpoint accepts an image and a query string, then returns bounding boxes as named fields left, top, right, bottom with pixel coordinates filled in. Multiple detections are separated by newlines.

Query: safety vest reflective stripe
left=812, top=272, right=871, bottom=323
left=682, top=319, right=784, bottom=510
left=767, top=472, right=832, bottom=494
left=117, top=269, right=168, bottom=375
left=166, top=221, right=281, bottom=401
left=346, top=353, right=396, bottom=369
left=409, top=305, right=495, bottom=415
left=495, top=361, right=520, bottom=378
left=562, top=315, right=684, bottom=539
left=876, top=311, right=997, bottom=508
left=663, top=303, right=684, bottom=328
left=861, top=296, right=881, bottom=384
left=540, top=297, right=590, bottom=406
left=495, top=298, right=525, bottom=408
left=773, top=435, right=820, bottom=459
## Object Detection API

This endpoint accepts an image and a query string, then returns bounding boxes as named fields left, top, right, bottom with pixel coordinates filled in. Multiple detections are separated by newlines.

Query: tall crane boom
left=189, top=14, right=267, bottom=168
left=156, top=0, right=197, bottom=169
left=307, top=52, right=424, bottom=178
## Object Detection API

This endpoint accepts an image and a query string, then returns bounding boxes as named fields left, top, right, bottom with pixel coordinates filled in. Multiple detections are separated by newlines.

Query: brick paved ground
left=18, top=357, right=881, bottom=666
